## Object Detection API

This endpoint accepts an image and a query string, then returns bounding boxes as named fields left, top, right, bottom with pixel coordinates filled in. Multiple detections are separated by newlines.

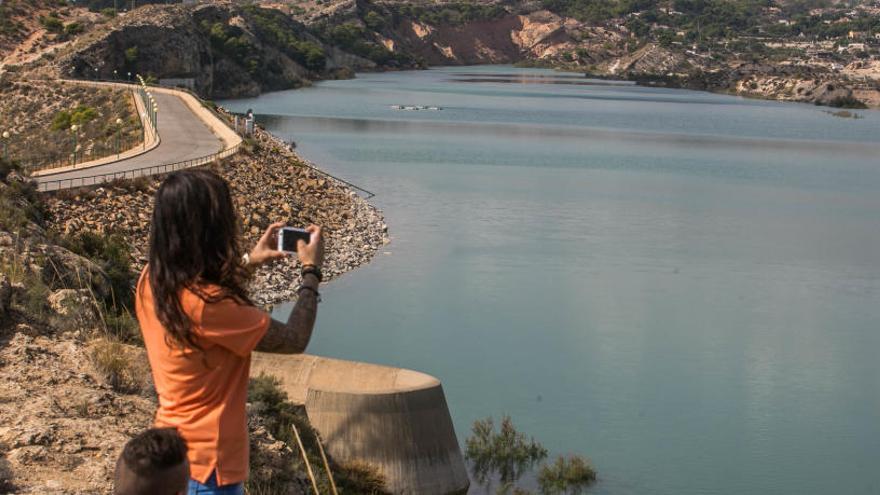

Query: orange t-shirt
left=135, top=269, right=269, bottom=486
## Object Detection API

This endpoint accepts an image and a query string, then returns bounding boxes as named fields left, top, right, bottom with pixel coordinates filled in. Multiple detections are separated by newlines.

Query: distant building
left=849, top=30, right=867, bottom=39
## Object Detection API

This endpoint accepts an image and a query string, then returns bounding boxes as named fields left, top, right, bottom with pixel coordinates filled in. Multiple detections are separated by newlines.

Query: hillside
left=3, top=0, right=878, bottom=105
left=0, top=0, right=110, bottom=72
left=279, top=0, right=880, bottom=106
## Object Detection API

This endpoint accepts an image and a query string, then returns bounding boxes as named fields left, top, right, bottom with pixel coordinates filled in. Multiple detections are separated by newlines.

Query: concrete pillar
left=251, top=354, right=470, bottom=495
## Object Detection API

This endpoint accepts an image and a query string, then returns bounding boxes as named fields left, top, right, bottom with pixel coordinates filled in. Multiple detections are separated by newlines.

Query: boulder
left=40, top=246, right=111, bottom=300
left=47, top=289, right=101, bottom=328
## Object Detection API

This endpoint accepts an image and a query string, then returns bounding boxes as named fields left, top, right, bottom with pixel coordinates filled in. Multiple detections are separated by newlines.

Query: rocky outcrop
left=605, top=43, right=691, bottom=77
left=385, top=10, right=610, bottom=66
left=41, top=244, right=113, bottom=299
left=61, top=5, right=272, bottom=98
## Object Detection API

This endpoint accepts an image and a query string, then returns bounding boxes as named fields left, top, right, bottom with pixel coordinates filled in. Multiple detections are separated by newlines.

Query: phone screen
left=280, top=228, right=310, bottom=253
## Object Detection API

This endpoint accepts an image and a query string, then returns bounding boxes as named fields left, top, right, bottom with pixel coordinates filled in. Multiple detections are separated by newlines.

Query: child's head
left=114, top=428, right=189, bottom=495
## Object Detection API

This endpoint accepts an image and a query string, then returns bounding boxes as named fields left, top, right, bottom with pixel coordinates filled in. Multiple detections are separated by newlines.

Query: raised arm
left=246, top=223, right=325, bottom=354
left=258, top=270, right=320, bottom=353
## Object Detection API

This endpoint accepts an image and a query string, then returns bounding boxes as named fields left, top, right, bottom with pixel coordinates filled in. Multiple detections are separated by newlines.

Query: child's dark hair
left=121, top=428, right=187, bottom=475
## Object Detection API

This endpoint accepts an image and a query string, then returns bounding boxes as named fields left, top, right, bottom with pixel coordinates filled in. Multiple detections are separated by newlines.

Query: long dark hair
left=147, top=168, right=251, bottom=350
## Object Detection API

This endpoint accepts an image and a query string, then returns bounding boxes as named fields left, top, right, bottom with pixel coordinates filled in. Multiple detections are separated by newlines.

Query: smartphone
left=278, top=227, right=311, bottom=253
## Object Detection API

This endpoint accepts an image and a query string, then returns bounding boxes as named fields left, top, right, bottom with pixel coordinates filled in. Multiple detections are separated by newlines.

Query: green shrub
left=537, top=455, right=597, bottom=494
left=60, top=231, right=134, bottom=310
left=51, top=105, right=98, bottom=131
left=465, top=416, right=548, bottom=485
left=22, top=270, right=51, bottom=317
left=64, top=22, right=84, bottom=36
left=364, top=10, right=386, bottom=31
left=40, top=16, right=64, bottom=33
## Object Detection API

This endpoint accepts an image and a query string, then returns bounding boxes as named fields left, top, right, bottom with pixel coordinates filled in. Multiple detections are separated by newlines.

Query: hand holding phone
left=294, top=225, right=324, bottom=268
left=248, top=222, right=288, bottom=266
left=278, top=227, right=311, bottom=253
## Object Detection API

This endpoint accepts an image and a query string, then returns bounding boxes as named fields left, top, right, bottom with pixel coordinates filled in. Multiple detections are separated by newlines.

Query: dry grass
left=335, top=460, right=390, bottom=495
left=88, top=337, right=152, bottom=395
left=0, top=80, right=142, bottom=171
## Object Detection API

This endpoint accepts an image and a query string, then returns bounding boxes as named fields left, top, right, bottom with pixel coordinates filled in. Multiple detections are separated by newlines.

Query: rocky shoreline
left=47, top=123, right=389, bottom=308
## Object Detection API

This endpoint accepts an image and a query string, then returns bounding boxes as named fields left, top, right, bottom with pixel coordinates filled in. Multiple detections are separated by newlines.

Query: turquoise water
left=221, top=66, right=880, bottom=495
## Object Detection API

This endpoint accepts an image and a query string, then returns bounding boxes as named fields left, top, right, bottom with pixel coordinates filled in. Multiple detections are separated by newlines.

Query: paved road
left=36, top=92, right=223, bottom=191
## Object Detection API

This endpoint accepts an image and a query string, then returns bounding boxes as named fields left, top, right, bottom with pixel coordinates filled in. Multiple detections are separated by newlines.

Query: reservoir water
left=221, top=66, right=880, bottom=495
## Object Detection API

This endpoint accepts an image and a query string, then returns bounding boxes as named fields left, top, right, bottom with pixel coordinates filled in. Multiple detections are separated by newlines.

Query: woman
left=136, top=169, right=324, bottom=494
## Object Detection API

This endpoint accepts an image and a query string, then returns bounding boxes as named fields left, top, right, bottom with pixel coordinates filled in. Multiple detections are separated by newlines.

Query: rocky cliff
left=53, top=3, right=373, bottom=98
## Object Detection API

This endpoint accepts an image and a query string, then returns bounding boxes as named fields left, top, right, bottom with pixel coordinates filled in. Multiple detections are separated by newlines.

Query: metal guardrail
left=298, top=158, right=376, bottom=199
left=27, top=78, right=376, bottom=199
left=38, top=144, right=240, bottom=192
left=37, top=142, right=376, bottom=199
left=25, top=134, right=145, bottom=173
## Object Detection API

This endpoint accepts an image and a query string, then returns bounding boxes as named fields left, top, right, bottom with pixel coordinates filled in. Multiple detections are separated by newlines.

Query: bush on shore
left=537, top=455, right=597, bottom=494
left=466, top=416, right=548, bottom=486
left=465, top=416, right=598, bottom=494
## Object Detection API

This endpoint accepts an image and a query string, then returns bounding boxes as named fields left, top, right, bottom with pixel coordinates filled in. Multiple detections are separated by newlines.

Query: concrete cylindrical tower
left=250, top=354, right=470, bottom=495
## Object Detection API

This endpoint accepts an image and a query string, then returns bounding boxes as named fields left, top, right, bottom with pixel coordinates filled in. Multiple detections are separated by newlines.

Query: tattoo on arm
left=256, top=274, right=319, bottom=354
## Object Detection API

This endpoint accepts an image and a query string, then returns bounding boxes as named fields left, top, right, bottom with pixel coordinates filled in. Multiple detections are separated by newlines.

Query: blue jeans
left=187, top=472, right=244, bottom=495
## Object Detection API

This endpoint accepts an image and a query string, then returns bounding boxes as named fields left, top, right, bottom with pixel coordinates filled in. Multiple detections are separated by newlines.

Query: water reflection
left=451, top=77, right=636, bottom=87
left=224, top=66, right=880, bottom=495
left=259, top=114, right=880, bottom=156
